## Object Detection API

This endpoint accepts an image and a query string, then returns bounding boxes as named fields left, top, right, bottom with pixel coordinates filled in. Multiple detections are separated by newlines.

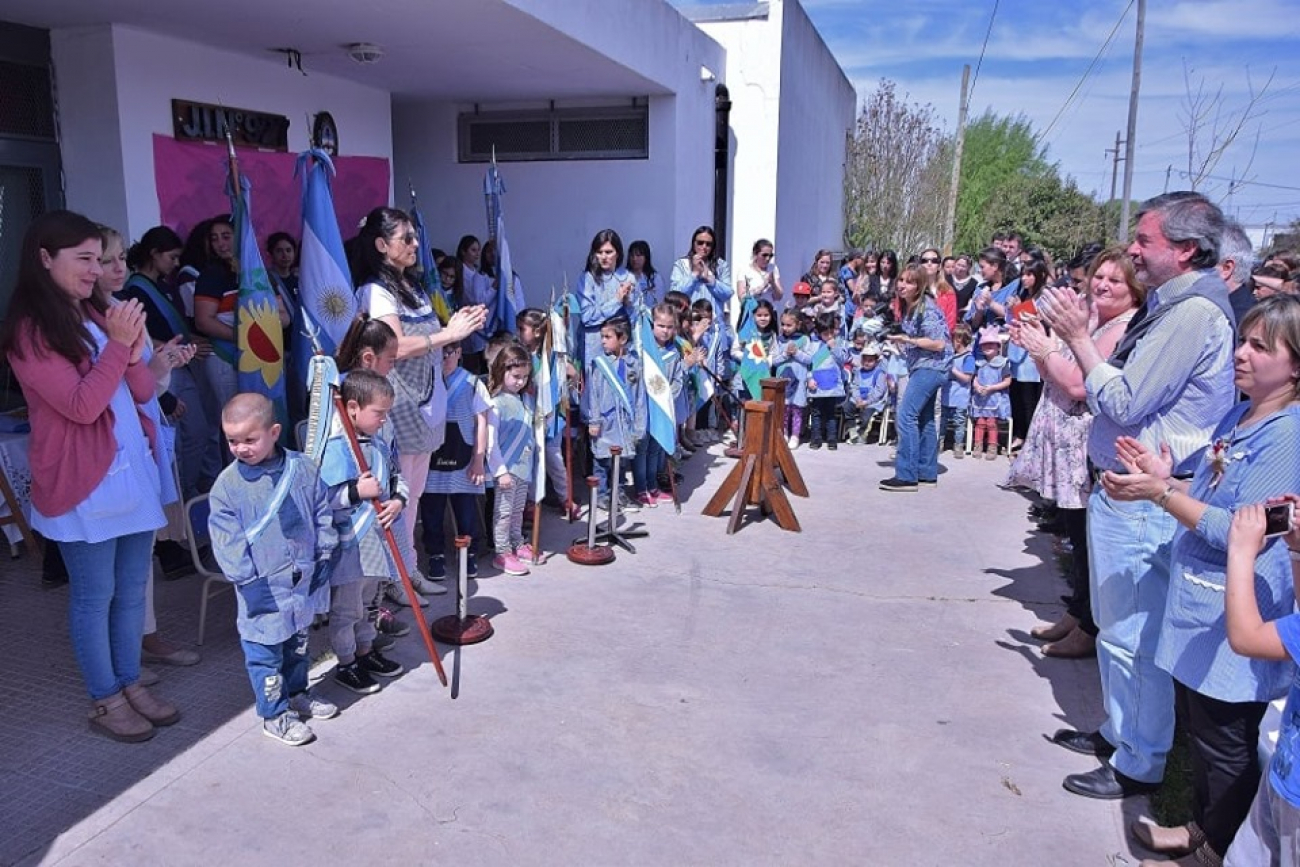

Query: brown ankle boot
left=90, top=692, right=155, bottom=742
left=1042, top=627, right=1098, bottom=659
left=124, top=683, right=181, bottom=726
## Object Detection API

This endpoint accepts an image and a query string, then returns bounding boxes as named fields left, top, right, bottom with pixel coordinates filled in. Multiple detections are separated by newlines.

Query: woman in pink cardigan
left=0, top=210, right=176, bottom=743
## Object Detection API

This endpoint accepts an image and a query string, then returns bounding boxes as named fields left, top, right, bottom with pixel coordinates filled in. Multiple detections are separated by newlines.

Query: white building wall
left=393, top=2, right=724, bottom=306
left=695, top=11, right=782, bottom=269
left=51, top=24, right=393, bottom=241
left=773, top=0, right=855, bottom=275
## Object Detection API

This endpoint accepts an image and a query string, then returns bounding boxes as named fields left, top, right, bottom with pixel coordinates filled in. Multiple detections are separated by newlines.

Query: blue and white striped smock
left=424, top=370, right=490, bottom=495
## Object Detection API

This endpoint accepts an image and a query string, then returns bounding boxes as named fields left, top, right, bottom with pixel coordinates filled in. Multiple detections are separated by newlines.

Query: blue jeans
left=418, top=492, right=480, bottom=563
left=631, top=436, right=664, bottom=495
left=240, top=630, right=309, bottom=719
left=60, top=532, right=155, bottom=700
left=894, top=367, right=945, bottom=483
left=1088, top=485, right=1177, bottom=783
left=940, top=404, right=968, bottom=451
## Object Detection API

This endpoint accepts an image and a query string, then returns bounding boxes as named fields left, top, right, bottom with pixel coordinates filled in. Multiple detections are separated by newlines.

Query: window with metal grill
left=459, top=105, right=648, bottom=163
left=0, top=61, right=56, bottom=140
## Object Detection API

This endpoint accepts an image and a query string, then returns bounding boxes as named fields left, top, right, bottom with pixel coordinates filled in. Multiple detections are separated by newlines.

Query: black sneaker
left=878, top=477, right=918, bottom=492
left=334, top=662, right=381, bottom=695
left=427, top=556, right=446, bottom=579
left=827, top=441, right=838, bottom=451
left=372, top=632, right=397, bottom=652
left=465, top=557, right=479, bottom=580
left=374, top=607, right=411, bottom=637
left=359, top=650, right=403, bottom=678
left=809, top=441, right=823, bottom=450
left=918, top=478, right=938, bottom=487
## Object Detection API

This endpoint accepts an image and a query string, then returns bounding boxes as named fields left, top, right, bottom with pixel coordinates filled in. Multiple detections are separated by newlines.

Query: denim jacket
left=208, top=449, right=338, bottom=645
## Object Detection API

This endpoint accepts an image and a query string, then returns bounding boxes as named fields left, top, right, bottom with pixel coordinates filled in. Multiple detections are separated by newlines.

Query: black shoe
left=827, top=441, right=838, bottom=451
left=809, top=441, right=823, bottom=450
left=334, top=662, right=380, bottom=695
left=878, top=478, right=918, bottom=492
left=358, top=650, right=403, bottom=678
left=1050, top=728, right=1116, bottom=757
left=372, top=633, right=397, bottom=653
left=918, top=478, right=938, bottom=487
left=1063, top=763, right=1158, bottom=800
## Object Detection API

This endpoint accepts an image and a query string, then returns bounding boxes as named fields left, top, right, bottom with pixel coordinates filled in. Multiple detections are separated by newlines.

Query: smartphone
left=1265, top=502, right=1295, bottom=538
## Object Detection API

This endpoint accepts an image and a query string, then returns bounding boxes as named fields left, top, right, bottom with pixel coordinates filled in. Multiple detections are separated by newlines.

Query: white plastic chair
left=184, top=494, right=231, bottom=645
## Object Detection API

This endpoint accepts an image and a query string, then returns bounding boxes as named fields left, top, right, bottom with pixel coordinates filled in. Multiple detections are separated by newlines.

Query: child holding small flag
left=633, top=304, right=685, bottom=507
left=796, top=313, right=851, bottom=450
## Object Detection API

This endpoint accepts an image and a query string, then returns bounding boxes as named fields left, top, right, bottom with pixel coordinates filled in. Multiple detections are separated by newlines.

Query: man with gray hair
left=1219, top=219, right=1256, bottom=324
left=1036, top=191, right=1236, bottom=802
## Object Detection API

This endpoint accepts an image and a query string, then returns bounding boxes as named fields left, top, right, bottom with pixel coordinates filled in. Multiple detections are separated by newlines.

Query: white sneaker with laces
left=263, top=711, right=315, bottom=746
left=288, top=690, right=339, bottom=720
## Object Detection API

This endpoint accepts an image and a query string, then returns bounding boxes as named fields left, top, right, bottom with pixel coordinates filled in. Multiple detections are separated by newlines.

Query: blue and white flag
left=411, top=201, right=452, bottom=324
left=296, top=150, right=357, bottom=355
left=484, top=157, right=517, bottom=334
left=638, top=310, right=676, bottom=454
left=228, top=171, right=287, bottom=425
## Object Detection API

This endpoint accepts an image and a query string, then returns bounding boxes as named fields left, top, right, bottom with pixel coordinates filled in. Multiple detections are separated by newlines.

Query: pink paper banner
left=152, top=134, right=390, bottom=252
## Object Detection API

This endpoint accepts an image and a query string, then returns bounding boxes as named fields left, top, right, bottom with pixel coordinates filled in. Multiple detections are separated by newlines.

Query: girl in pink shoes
left=488, top=343, right=541, bottom=576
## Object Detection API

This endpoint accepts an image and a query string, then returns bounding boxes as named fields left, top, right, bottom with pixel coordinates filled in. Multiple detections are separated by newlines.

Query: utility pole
left=1118, top=0, right=1145, bottom=241
left=1105, top=131, right=1125, bottom=202
left=943, top=64, right=971, bottom=254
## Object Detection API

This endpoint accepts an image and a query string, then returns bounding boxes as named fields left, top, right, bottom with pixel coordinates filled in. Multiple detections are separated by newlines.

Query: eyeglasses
left=442, top=347, right=461, bottom=357
left=390, top=232, right=416, bottom=245
left=920, top=256, right=940, bottom=264
left=757, top=252, right=773, bottom=259
left=694, top=239, right=714, bottom=248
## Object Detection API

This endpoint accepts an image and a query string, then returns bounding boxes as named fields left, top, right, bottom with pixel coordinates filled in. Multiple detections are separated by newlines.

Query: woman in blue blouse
left=669, top=225, right=733, bottom=323
left=879, top=264, right=953, bottom=492
left=577, top=229, right=635, bottom=368
left=1102, top=294, right=1300, bottom=864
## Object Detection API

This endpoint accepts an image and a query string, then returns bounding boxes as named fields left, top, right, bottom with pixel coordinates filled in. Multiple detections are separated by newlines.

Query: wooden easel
left=758, top=377, right=808, bottom=498
left=702, top=400, right=800, bottom=533
left=0, top=470, right=35, bottom=555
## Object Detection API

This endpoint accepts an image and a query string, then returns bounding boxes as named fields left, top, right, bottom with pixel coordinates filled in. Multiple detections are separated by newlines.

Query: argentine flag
left=229, top=172, right=287, bottom=425
left=638, top=310, right=676, bottom=454
left=296, top=150, right=357, bottom=355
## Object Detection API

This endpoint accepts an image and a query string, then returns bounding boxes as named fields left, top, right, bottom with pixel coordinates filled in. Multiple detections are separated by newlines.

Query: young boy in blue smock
left=208, top=393, right=339, bottom=747
left=843, top=343, right=892, bottom=445
left=583, top=317, right=646, bottom=508
left=942, top=324, right=976, bottom=458
left=795, top=312, right=851, bottom=450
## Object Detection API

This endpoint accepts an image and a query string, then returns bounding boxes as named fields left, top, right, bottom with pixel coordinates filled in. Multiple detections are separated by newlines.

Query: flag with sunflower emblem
left=229, top=172, right=288, bottom=423
left=638, top=310, right=676, bottom=454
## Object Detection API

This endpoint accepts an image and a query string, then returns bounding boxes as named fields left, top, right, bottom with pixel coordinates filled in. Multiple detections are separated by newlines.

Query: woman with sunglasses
left=919, top=247, right=957, bottom=334
left=670, top=226, right=733, bottom=324
left=352, top=208, right=487, bottom=559
left=736, top=239, right=784, bottom=311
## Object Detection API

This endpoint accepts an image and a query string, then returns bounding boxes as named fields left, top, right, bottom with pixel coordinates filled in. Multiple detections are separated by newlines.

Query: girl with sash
left=353, top=208, right=487, bottom=556
left=123, top=225, right=217, bottom=500
left=487, top=344, right=539, bottom=576
left=419, top=341, right=493, bottom=581
left=775, top=308, right=810, bottom=449
left=583, top=317, right=646, bottom=508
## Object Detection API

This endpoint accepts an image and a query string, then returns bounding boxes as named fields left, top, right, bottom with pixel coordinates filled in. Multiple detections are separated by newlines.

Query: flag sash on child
left=533, top=317, right=558, bottom=501
left=592, top=355, right=632, bottom=412
left=638, top=310, right=677, bottom=454
left=295, top=150, right=358, bottom=356
left=739, top=336, right=768, bottom=400
left=227, top=170, right=288, bottom=424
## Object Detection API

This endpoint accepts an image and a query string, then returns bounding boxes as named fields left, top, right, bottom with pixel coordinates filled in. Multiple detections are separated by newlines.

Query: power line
left=967, top=0, right=1000, bottom=104
left=1037, top=0, right=1135, bottom=145
left=1175, top=170, right=1300, bottom=192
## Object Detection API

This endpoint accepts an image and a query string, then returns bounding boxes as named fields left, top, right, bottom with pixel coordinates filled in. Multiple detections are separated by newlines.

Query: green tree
left=954, top=111, right=1107, bottom=260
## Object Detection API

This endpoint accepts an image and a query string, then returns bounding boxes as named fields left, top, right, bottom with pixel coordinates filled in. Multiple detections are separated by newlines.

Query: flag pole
left=303, top=321, right=449, bottom=688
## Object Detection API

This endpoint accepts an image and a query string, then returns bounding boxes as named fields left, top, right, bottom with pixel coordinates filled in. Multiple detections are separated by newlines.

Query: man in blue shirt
left=1038, top=192, right=1236, bottom=800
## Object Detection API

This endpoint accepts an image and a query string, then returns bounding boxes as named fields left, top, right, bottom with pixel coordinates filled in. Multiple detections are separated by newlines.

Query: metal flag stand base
left=431, top=535, right=494, bottom=645
left=591, top=447, right=648, bottom=553
left=568, top=475, right=616, bottom=565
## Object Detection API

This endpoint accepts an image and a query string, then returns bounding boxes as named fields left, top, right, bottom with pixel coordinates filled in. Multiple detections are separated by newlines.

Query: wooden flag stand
left=702, top=400, right=801, bottom=534
left=758, top=377, right=808, bottom=498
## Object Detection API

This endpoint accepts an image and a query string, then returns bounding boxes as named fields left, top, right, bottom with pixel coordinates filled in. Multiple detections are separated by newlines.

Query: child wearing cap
left=843, top=343, right=892, bottom=445
left=970, top=326, right=1011, bottom=459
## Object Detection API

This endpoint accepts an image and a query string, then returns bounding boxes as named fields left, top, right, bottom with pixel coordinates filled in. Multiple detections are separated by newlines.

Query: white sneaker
left=263, top=711, right=315, bottom=746
left=288, top=689, right=339, bottom=720
left=788, top=435, right=800, bottom=450
left=384, top=581, right=429, bottom=608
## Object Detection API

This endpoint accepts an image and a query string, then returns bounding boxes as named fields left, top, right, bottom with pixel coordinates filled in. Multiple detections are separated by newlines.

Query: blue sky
left=676, top=0, right=1300, bottom=237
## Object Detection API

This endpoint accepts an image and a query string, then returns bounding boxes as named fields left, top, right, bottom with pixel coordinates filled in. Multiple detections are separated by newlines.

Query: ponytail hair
left=335, top=313, right=398, bottom=372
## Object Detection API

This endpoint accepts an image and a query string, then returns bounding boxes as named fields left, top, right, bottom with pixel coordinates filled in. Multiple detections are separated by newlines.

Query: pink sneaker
left=492, top=553, right=530, bottom=576
left=652, top=489, right=676, bottom=505
left=635, top=492, right=658, bottom=508
left=515, top=543, right=544, bottom=564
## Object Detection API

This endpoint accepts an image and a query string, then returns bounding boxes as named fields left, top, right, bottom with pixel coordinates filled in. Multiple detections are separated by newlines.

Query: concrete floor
left=1, top=441, right=1152, bottom=866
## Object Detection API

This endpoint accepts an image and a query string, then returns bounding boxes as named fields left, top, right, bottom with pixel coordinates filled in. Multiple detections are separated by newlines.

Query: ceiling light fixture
left=346, top=43, right=384, bottom=65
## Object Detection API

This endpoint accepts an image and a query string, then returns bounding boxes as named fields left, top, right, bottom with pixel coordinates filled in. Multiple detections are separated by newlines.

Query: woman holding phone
left=1099, top=294, right=1300, bottom=865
